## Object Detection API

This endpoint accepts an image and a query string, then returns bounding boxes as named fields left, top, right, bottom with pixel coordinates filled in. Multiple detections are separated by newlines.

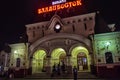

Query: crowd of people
left=51, top=61, right=78, bottom=80
left=51, top=61, right=66, bottom=77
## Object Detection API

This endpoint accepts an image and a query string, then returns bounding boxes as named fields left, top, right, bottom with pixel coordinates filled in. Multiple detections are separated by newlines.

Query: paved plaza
left=0, top=72, right=120, bottom=80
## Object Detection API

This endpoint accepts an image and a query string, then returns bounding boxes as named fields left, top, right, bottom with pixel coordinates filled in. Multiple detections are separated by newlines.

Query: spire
left=94, top=11, right=110, bottom=34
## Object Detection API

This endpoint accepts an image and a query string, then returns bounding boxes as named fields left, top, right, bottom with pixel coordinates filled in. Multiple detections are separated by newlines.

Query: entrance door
left=77, top=52, right=88, bottom=71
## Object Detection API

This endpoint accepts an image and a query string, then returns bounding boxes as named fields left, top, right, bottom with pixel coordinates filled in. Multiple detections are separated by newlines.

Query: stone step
left=25, top=72, right=98, bottom=79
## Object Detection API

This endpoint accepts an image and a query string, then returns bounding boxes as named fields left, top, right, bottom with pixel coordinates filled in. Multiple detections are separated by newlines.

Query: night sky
left=0, top=0, right=120, bottom=50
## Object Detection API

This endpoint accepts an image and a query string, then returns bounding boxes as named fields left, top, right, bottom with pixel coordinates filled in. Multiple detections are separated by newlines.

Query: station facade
left=0, top=2, right=120, bottom=77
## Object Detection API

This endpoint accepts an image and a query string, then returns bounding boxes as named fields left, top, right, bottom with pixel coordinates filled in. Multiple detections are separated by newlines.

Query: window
left=29, top=28, right=31, bottom=30
left=84, top=18, right=87, bottom=21
left=16, top=58, right=21, bottom=67
left=37, top=26, right=39, bottom=29
left=67, top=21, right=70, bottom=24
left=72, top=20, right=75, bottom=23
left=84, top=23, right=87, bottom=30
left=98, top=59, right=101, bottom=62
left=105, top=52, right=113, bottom=64
left=72, top=25, right=75, bottom=32
left=89, top=17, right=92, bottom=20
left=78, top=19, right=81, bottom=22
left=118, top=58, right=120, bottom=61
left=33, top=27, right=36, bottom=30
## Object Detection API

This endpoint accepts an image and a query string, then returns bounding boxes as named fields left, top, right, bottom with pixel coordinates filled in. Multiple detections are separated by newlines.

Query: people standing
left=61, top=61, right=65, bottom=74
left=73, top=66, right=77, bottom=80
left=57, top=63, right=61, bottom=75
left=51, top=64, right=56, bottom=77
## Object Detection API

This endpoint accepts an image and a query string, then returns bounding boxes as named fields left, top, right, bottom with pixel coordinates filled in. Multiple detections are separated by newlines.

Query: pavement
left=0, top=72, right=120, bottom=80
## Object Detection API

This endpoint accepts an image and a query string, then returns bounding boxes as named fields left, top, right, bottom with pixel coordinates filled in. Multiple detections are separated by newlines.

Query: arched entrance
left=77, top=52, right=88, bottom=70
left=71, top=46, right=90, bottom=72
left=51, top=48, right=66, bottom=66
left=32, top=50, right=46, bottom=74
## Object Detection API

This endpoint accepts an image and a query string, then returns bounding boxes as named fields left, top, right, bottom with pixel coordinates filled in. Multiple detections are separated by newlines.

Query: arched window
left=16, top=58, right=21, bottom=67
left=105, top=52, right=113, bottom=64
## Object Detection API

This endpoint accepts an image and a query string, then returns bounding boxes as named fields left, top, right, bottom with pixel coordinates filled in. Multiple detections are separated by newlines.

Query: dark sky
left=0, top=0, right=120, bottom=50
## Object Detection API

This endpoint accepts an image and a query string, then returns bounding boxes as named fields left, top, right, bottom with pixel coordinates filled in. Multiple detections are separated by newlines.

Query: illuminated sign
left=52, top=0, right=66, bottom=5
left=38, top=0, right=82, bottom=14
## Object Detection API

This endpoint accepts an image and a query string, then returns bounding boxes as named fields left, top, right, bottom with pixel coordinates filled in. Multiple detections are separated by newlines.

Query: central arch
left=51, top=48, right=66, bottom=66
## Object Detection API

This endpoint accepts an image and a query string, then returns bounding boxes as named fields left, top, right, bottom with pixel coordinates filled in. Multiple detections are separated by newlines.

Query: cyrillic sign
left=38, top=0, right=82, bottom=14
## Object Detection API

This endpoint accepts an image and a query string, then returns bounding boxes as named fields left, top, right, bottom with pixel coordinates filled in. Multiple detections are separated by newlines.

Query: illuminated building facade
left=25, top=11, right=120, bottom=78
left=26, top=12, right=95, bottom=74
left=5, top=12, right=120, bottom=78
left=1, top=0, right=120, bottom=78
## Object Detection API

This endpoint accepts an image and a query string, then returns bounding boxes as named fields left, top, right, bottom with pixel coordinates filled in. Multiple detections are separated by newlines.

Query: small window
left=98, top=59, right=101, bottom=62
left=37, top=26, right=39, bottom=29
left=84, top=18, right=87, bottom=21
left=118, top=58, right=120, bottom=61
left=67, top=21, right=70, bottom=24
left=72, top=25, right=75, bottom=32
left=33, top=27, right=36, bottom=29
left=29, top=28, right=31, bottom=30
left=42, top=25, right=44, bottom=28
left=72, top=20, right=75, bottom=23
left=78, top=19, right=81, bottom=22
left=84, top=23, right=87, bottom=30
left=89, top=17, right=92, bottom=20
left=16, top=58, right=21, bottom=67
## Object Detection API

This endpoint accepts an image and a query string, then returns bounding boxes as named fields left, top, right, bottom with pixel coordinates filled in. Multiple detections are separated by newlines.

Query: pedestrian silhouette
left=51, top=64, right=56, bottom=77
left=73, top=66, right=77, bottom=80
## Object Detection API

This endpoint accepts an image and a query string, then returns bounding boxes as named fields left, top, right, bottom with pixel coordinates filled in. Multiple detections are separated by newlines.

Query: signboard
left=52, top=0, right=66, bottom=5
left=38, top=0, right=82, bottom=14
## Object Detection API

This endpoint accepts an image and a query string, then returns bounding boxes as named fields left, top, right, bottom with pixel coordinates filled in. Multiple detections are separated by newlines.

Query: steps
left=25, top=72, right=98, bottom=79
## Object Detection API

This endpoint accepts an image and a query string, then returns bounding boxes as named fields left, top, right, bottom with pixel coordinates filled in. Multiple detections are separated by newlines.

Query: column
left=66, top=55, right=72, bottom=73
left=45, top=56, right=51, bottom=74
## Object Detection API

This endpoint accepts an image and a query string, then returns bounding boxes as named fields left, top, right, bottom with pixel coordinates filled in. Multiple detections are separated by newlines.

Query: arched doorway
left=51, top=48, right=66, bottom=67
left=77, top=52, right=88, bottom=71
left=71, top=46, right=90, bottom=72
left=32, top=50, right=46, bottom=74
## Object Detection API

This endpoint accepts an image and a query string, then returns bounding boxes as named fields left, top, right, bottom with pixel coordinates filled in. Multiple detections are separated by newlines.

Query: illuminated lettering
left=37, top=0, right=82, bottom=14
left=52, top=5, right=56, bottom=10
left=72, top=1, right=76, bottom=6
left=77, top=0, right=82, bottom=6
left=61, top=4, right=64, bottom=9
left=57, top=5, right=61, bottom=10
left=64, top=3, right=69, bottom=8
left=49, top=6, right=53, bottom=12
